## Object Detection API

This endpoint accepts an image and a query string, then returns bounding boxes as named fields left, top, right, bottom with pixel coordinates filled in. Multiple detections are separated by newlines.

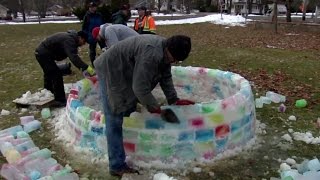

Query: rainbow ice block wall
left=65, top=66, right=256, bottom=163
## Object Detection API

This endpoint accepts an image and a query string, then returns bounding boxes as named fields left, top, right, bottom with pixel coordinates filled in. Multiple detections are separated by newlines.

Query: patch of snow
left=285, top=158, right=296, bottom=165
left=280, top=162, right=291, bottom=171
left=153, top=172, right=177, bottom=180
left=0, top=109, right=10, bottom=116
left=193, top=167, right=202, bottom=173
left=2, top=14, right=250, bottom=27
left=281, top=134, right=293, bottom=142
left=288, top=115, right=296, bottom=121
left=13, top=89, right=53, bottom=104
left=209, top=171, right=215, bottom=177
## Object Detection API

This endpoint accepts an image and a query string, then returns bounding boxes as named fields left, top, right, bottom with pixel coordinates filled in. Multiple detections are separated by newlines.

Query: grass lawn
left=0, top=22, right=319, bottom=179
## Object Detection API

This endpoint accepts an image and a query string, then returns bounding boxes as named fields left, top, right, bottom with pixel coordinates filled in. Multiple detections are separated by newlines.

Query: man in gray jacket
left=94, top=35, right=194, bottom=177
left=92, top=24, right=139, bottom=50
left=35, top=31, right=95, bottom=107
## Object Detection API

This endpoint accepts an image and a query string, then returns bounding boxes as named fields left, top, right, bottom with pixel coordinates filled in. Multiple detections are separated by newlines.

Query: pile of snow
left=278, top=158, right=320, bottom=179
left=153, top=172, right=177, bottom=180
left=0, top=109, right=10, bottom=116
left=282, top=130, right=320, bottom=145
left=13, top=89, right=53, bottom=104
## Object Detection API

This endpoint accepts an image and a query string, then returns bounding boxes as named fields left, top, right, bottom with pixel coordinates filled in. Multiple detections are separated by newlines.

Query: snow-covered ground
left=0, top=14, right=250, bottom=27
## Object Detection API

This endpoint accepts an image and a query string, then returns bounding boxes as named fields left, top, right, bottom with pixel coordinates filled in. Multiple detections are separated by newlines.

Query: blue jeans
left=97, top=73, right=134, bottom=171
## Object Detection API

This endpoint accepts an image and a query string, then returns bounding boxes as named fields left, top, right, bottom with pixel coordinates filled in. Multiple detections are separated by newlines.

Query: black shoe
left=49, top=100, right=66, bottom=108
left=109, top=165, right=139, bottom=177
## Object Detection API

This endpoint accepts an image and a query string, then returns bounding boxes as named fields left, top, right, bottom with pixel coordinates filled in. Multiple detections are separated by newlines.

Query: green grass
left=0, top=22, right=320, bottom=179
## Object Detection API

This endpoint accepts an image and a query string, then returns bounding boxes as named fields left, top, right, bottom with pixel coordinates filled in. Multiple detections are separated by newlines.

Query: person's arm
left=82, top=13, right=89, bottom=33
left=148, top=16, right=156, bottom=34
left=159, top=64, right=178, bottom=105
left=132, top=47, right=160, bottom=111
left=64, top=39, right=88, bottom=71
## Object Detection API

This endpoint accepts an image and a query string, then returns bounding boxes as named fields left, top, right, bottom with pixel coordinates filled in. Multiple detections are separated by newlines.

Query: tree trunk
left=316, top=5, right=319, bottom=23
left=158, top=0, right=162, bottom=13
left=302, top=0, right=308, bottom=21
left=248, top=0, right=252, bottom=14
left=228, top=0, right=232, bottom=14
left=286, top=0, right=291, bottom=22
left=272, top=0, right=278, bottom=33
left=186, top=0, right=191, bottom=14
left=19, top=0, right=26, bottom=22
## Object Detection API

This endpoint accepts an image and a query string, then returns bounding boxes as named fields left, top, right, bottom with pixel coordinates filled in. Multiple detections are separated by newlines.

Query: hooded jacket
left=94, top=35, right=178, bottom=114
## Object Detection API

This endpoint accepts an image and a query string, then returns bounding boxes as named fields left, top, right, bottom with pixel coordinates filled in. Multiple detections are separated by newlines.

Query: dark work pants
left=89, top=41, right=106, bottom=66
left=35, top=52, right=66, bottom=103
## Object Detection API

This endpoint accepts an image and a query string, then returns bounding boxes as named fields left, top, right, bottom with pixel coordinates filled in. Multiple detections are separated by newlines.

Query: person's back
left=37, top=32, right=77, bottom=61
left=103, top=35, right=164, bottom=67
left=100, top=24, right=139, bottom=48
left=94, top=35, right=166, bottom=113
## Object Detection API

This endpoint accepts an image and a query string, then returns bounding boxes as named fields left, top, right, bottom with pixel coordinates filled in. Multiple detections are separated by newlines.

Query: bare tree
left=272, top=0, right=278, bottom=33
left=185, top=0, right=191, bottom=14
left=157, top=0, right=163, bottom=13
left=286, top=0, right=292, bottom=22
left=18, top=0, right=26, bottom=22
left=248, top=0, right=252, bottom=13
left=302, top=0, right=309, bottom=21
left=227, top=0, right=232, bottom=14
left=33, top=0, right=49, bottom=20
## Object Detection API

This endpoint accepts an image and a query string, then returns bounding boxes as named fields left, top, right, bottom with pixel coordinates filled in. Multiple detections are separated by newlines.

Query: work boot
left=109, top=165, right=139, bottom=177
left=49, top=100, right=66, bottom=108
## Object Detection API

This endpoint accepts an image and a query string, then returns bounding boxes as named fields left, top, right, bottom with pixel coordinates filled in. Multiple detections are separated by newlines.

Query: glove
left=175, top=99, right=195, bottom=106
left=101, top=47, right=107, bottom=52
left=83, top=65, right=96, bottom=77
left=148, top=106, right=161, bottom=114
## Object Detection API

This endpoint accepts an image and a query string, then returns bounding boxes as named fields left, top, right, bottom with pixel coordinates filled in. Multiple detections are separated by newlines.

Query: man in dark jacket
left=94, top=35, right=194, bottom=177
left=111, top=5, right=131, bottom=26
left=35, top=31, right=95, bottom=107
left=82, top=2, right=105, bottom=65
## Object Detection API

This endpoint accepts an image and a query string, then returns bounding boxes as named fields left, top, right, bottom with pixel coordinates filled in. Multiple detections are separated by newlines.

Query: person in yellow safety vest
left=134, top=6, right=156, bottom=34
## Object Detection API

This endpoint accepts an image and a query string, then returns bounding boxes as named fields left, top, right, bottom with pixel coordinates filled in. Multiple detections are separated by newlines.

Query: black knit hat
left=89, top=2, right=97, bottom=7
left=137, top=6, right=147, bottom=11
left=166, top=35, right=191, bottom=61
left=77, top=30, right=88, bottom=42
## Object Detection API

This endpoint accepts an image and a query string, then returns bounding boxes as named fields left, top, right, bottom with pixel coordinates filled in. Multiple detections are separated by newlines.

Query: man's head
left=77, top=31, right=88, bottom=46
left=92, top=27, right=101, bottom=41
left=137, top=6, right=146, bottom=17
left=120, top=4, right=130, bottom=16
left=165, top=35, right=191, bottom=63
left=89, top=2, right=97, bottom=13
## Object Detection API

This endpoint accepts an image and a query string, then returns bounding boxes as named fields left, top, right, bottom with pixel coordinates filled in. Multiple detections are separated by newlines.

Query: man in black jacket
left=82, top=2, right=105, bottom=65
left=35, top=31, right=95, bottom=107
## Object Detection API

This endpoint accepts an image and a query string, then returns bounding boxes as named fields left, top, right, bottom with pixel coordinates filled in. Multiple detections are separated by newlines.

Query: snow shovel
left=161, top=108, right=180, bottom=124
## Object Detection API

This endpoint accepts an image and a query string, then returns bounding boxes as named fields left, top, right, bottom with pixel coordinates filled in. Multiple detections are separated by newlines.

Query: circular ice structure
left=64, top=66, right=256, bottom=165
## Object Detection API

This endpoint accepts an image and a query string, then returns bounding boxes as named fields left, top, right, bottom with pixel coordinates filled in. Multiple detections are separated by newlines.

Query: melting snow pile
left=279, top=158, right=320, bottom=180
left=13, top=89, right=53, bottom=104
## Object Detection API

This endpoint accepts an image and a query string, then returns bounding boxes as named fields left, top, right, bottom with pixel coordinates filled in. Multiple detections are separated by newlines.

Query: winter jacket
left=134, top=15, right=156, bottom=34
left=82, top=11, right=104, bottom=44
left=111, top=11, right=128, bottom=26
left=94, top=35, right=178, bottom=114
left=99, top=24, right=139, bottom=49
left=35, top=32, right=88, bottom=71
